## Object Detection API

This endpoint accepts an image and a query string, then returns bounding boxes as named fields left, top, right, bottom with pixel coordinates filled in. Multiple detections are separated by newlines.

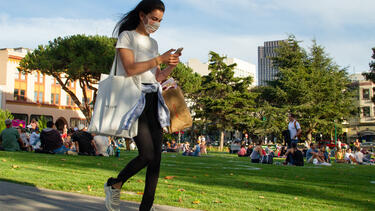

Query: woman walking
left=104, top=1, right=181, bottom=210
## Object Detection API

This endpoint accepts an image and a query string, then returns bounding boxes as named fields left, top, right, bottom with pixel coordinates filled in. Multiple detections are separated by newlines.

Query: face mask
left=143, top=16, right=160, bottom=34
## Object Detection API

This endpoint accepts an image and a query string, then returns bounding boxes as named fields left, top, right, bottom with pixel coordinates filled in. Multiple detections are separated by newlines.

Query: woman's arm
left=118, top=48, right=179, bottom=77
left=155, top=63, right=180, bottom=82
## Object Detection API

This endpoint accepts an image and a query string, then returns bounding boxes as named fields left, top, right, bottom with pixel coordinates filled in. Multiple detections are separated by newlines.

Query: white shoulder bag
left=88, top=53, right=141, bottom=137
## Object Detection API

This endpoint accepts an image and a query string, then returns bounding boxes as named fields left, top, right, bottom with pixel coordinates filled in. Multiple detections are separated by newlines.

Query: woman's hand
left=158, top=49, right=181, bottom=66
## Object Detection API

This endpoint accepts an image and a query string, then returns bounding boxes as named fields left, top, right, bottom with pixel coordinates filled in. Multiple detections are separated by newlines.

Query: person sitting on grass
left=29, top=129, right=41, bottom=151
left=284, top=142, right=304, bottom=166
left=318, top=145, right=330, bottom=163
left=354, top=148, right=365, bottom=164
left=18, top=126, right=31, bottom=151
left=40, top=121, right=68, bottom=154
left=71, top=124, right=97, bottom=156
left=245, top=144, right=253, bottom=157
left=306, top=143, right=331, bottom=165
left=192, top=140, right=201, bottom=156
left=200, top=140, right=207, bottom=155
left=0, top=119, right=24, bottom=151
left=344, top=148, right=358, bottom=164
left=250, top=143, right=263, bottom=163
left=167, top=140, right=178, bottom=152
left=335, top=148, right=346, bottom=163
left=238, top=145, right=247, bottom=157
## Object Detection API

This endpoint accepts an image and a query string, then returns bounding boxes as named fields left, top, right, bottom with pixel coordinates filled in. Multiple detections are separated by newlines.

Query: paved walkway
left=0, top=181, right=199, bottom=211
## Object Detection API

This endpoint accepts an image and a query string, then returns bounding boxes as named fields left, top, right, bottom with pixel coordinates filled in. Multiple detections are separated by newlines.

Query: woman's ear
left=139, top=11, right=145, bottom=22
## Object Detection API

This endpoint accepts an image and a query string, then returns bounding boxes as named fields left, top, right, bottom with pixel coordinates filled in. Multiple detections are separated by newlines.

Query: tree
left=197, top=51, right=257, bottom=150
left=18, top=35, right=116, bottom=122
left=260, top=36, right=356, bottom=141
left=363, top=47, right=375, bottom=103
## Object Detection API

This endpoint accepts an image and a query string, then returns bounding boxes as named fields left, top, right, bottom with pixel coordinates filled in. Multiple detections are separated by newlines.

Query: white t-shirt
left=355, top=151, right=364, bottom=163
left=345, top=152, right=353, bottom=161
left=288, top=120, right=301, bottom=140
left=116, top=30, right=159, bottom=84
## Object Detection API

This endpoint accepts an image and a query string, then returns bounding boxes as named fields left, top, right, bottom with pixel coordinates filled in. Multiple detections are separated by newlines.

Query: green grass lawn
left=0, top=151, right=374, bottom=211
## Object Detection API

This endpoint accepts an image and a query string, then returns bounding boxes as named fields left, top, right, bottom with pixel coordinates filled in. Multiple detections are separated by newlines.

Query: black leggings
left=108, top=92, right=163, bottom=211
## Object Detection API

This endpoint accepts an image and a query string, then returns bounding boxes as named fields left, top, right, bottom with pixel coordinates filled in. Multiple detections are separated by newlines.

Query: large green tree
left=19, top=35, right=116, bottom=122
left=197, top=51, right=257, bottom=150
left=257, top=36, right=355, bottom=141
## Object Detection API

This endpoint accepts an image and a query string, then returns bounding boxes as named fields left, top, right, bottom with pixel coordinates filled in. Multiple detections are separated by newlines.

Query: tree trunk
left=307, top=131, right=312, bottom=142
left=219, top=131, right=225, bottom=151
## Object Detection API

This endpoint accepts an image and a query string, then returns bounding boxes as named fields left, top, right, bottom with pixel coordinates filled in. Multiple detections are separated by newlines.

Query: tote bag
left=162, top=87, right=192, bottom=133
left=88, top=53, right=141, bottom=138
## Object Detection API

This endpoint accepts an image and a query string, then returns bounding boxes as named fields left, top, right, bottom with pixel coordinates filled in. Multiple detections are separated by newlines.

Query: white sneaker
left=320, top=162, right=332, bottom=166
left=313, top=158, right=319, bottom=165
left=104, top=183, right=121, bottom=211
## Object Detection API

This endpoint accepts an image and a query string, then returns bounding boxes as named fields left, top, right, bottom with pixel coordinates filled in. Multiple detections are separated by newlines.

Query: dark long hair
left=113, top=0, right=165, bottom=37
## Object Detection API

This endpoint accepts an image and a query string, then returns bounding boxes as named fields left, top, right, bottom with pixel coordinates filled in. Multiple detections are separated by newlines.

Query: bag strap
left=109, top=52, right=118, bottom=76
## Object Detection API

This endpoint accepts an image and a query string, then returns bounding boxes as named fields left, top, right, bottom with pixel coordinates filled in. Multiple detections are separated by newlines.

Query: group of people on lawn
left=236, top=113, right=374, bottom=166
left=163, top=137, right=207, bottom=156
left=0, top=119, right=116, bottom=157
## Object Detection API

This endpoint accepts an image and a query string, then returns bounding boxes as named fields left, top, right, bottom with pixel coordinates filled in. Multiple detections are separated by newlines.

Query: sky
left=1, top=0, right=374, bottom=74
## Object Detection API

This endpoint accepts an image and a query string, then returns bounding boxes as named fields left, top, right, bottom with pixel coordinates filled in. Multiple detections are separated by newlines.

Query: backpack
left=294, top=121, right=302, bottom=139
left=293, top=150, right=304, bottom=166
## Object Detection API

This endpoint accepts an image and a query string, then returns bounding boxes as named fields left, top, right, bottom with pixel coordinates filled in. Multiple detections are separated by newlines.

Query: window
left=39, top=74, right=44, bottom=83
left=14, top=89, right=26, bottom=101
left=51, top=94, right=55, bottom=104
left=363, top=89, right=370, bottom=100
left=30, top=115, right=53, bottom=123
left=14, top=89, right=19, bottom=100
left=70, top=118, right=87, bottom=128
left=362, top=107, right=371, bottom=117
left=55, top=94, right=59, bottom=104
left=21, top=72, right=26, bottom=80
left=34, top=91, right=38, bottom=102
left=39, top=92, right=43, bottom=103
left=14, top=71, right=19, bottom=79
left=20, top=90, right=25, bottom=101
left=11, top=113, right=28, bottom=126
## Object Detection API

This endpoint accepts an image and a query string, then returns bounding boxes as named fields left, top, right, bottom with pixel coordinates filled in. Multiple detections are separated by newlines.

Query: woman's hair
left=113, top=0, right=165, bottom=37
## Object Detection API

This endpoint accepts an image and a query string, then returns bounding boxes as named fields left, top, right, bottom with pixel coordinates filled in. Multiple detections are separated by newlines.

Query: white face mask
left=143, top=16, right=160, bottom=34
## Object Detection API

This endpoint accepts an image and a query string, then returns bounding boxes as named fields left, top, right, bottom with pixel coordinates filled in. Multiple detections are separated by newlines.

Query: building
left=258, top=40, right=284, bottom=86
left=344, top=74, right=375, bottom=141
left=0, top=48, right=92, bottom=131
left=187, top=57, right=257, bottom=86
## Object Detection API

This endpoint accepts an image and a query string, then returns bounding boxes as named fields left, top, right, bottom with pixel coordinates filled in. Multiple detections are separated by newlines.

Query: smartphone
left=174, top=47, right=183, bottom=55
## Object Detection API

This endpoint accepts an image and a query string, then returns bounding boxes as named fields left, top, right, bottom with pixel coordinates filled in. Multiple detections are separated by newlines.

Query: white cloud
left=0, top=14, right=115, bottom=48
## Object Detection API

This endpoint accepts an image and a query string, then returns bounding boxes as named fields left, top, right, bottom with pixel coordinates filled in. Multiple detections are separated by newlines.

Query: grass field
left=0, top=151, right=374, bottom=211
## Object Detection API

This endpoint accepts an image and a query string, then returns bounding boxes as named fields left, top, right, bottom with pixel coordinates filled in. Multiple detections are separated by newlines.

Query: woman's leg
left=108, top=94, right=158, bottom=188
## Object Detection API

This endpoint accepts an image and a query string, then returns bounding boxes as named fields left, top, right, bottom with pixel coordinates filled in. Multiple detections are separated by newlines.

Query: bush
left=38, top=116, right=48, bottom=132
left=0, top=109, right=13, bottom=132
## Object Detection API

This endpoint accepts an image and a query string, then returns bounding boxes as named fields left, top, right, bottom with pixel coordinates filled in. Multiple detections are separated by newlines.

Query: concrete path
left=0, top=181, right=199, bottom=211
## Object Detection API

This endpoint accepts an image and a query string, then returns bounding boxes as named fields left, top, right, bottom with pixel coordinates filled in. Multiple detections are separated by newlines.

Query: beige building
left=187, top=57, right=257, bottom=86
left=344, top=74, right=375, bottom=141
left=0, top=48, right=92, bottom=131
